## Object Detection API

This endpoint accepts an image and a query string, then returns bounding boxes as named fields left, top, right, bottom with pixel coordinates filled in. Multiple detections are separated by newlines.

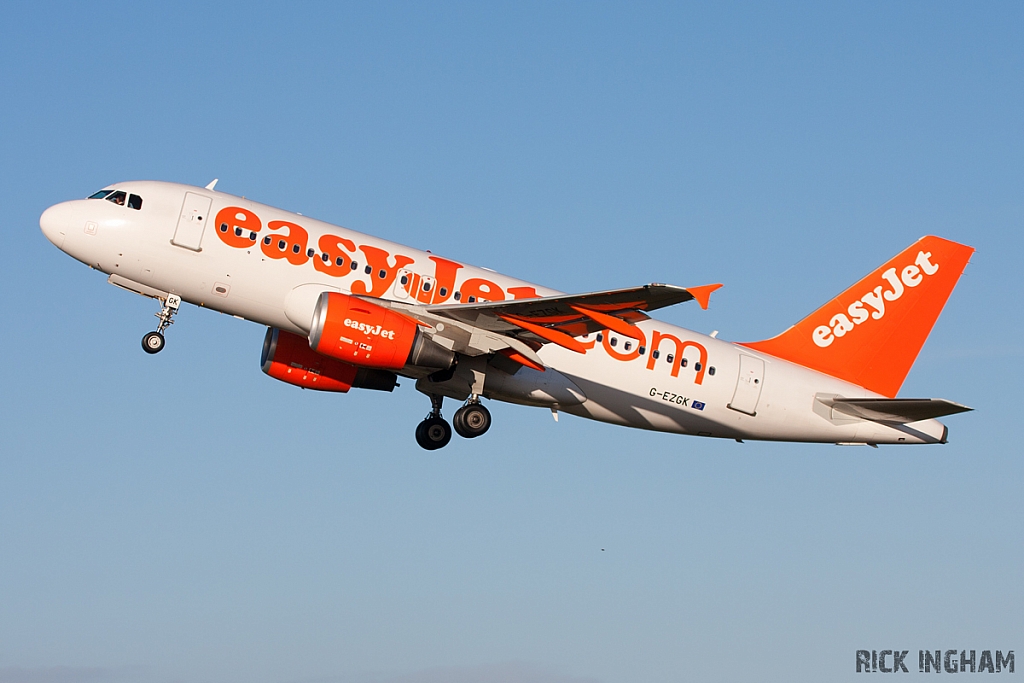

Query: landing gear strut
left=141, top=294, right=180, bottom=355
left=453, top=398, right=491, bottom=439
left=415, top=394, right=452, bottom=450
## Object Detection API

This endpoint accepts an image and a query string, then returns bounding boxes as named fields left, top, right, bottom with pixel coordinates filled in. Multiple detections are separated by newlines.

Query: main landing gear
left=416, top=394, right=452, bottom=450
left=453, top=399, right=491, bottom=439
left=415, top=394, right=492, bottom=450
left=141, top=294, right=180, bottom=355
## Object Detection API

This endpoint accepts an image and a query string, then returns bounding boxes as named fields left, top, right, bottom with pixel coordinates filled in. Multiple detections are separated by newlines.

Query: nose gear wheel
left=142, top=331, right=165, bottom=354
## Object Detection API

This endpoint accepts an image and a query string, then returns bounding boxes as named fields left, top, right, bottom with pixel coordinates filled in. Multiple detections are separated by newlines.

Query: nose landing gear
left=141, top=294, right=180, bottom=355
left=415, top=394, right=452, bottom=450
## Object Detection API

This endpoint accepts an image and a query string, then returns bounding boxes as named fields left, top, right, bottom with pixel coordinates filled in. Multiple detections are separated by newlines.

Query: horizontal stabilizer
left=827, top=398, right=972, bottom=423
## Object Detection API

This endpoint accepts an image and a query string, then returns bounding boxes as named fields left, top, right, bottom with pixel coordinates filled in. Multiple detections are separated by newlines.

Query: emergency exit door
left=728, top=354, right=765, bottom=416
left=172, top=192, right=213, bottom=251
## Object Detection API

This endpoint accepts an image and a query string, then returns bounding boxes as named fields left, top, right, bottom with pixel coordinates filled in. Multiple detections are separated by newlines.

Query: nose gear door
left=172, top=192, right=213, bottom=251
left=728, top=354, right=764, bottom=416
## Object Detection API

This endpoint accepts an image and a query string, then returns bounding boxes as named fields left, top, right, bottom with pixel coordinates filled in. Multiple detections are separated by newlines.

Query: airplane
left=39, top=180, right=974, bottom=450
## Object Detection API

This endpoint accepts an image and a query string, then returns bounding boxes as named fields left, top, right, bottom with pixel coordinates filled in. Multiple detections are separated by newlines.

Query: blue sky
left=1, top=3, right=1021, bottom=682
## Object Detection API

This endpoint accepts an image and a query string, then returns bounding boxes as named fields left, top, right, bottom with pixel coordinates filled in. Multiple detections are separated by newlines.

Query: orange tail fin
left=742, top=236, right=974, bottom=397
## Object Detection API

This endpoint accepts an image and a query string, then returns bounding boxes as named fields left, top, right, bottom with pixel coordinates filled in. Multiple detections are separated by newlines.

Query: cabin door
left=728, top=354, right=764, bottom=416
left=172, top=192, right=213, bottom=251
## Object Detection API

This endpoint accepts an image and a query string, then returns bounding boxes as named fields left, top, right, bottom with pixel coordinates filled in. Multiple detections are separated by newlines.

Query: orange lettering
left=314, top=234, right=357, bottom=278
left=603, top=329, right=645, bottom=361
left=404, top=273, right=421, bottom=297
left=428, top=256, right=463, bottom=304
left=577, top=333, right=598, bottom=351
left=214, top=206, right=261, bottom=248
left=351, top=246, right=414, bottom=298
left=460, top=278, right=505, bottom=303
left=647, top=332, right=708, bottom=383
left=261, top=220, right=310, bottom=266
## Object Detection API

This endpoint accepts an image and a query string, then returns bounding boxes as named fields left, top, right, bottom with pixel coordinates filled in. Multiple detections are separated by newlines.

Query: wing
left=366, top=282, right=722, bottom=370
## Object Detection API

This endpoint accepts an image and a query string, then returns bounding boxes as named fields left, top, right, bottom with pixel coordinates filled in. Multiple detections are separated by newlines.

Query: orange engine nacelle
left=308, top=292, right=454, bottom=371
left=261, top=328, right=397, bottom=392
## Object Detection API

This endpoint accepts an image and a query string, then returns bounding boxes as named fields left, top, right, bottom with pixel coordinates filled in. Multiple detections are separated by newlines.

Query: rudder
left=742, top=236, right=974, bottom=397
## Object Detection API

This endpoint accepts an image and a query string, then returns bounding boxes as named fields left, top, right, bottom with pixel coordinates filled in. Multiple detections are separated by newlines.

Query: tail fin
left=742, top=236, right=974, bottom=397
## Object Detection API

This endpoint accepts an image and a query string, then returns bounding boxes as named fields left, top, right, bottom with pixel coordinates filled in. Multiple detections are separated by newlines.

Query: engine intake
left=308, top=292, right=454, bottom=371
left=261, top=328, right=397, bottom=392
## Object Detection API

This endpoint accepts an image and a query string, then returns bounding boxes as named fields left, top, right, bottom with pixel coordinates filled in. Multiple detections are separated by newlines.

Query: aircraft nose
left=40, top=202, right=71, bottom=249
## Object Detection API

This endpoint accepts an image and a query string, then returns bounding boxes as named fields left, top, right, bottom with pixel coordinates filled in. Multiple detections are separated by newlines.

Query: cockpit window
left=89, top=189, right=143, bottom=210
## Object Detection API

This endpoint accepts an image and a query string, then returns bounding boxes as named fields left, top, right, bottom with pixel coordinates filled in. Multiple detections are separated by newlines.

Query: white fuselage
left=40, top=181, right=948, bottom=445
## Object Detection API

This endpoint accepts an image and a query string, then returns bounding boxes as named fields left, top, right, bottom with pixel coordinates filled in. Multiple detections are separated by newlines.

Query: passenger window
left=694, top=362, right=702, bottom=372
left=468, top=295, right=476, bottom=303
left=378, top=269, right=386, bottom=279
left=263, top=236, right=272, bottom=245
left=306, top=248, right=315, bottom=258
left=321, top=253, right=329, bottom=262
left=708, top=366, right=715, bottom=376
left=292, top=244, right=301, bottom=254
left=88, top=190, right=112, bottom=199
left=652, top=349, right=659, bottom=359
left=364, top=265, right=372, bottom=275
left=278, top=240, right=287, bottom=250
left=351, top=261, right=359, bottom=270
left=681, top=358, right=688, bottom=368
left=638, top=346, right=645, bottom=355
left=423, top=281, right=431, bottom=292
left=454, top=291, right=461, bottom=301
left=336, top=256, right=345, bottom=266
left=623, top=341, right=632, bottom=351
left=127, top=194, right=143, bottom=210
left=439, top=287, right=448, bottom=297
left=400, top=275, right=409, bottom=285
left=105, top=190, right=127, bottom=206
left=666, top=354, right=674, bottom=363
left=610, top=337, right=618, bottom=347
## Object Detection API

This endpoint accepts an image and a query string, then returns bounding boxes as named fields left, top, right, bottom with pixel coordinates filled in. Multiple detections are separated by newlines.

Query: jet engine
left=308, top=292, right=454, bottom=371
left=261, top=327, right=397, bottom=392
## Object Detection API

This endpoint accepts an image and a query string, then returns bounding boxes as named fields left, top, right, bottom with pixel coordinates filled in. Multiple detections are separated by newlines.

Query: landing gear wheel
left=416, top=417, right=452, bottom=450
left=142, top=331, right=165, bottom=354
left=142, top=295, right=180, bottom=356
left=453, top=403, right=491, bottom=439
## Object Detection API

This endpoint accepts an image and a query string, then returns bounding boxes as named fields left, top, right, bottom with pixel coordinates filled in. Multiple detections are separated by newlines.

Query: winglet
left=686, top=283, right=723, bottom=310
